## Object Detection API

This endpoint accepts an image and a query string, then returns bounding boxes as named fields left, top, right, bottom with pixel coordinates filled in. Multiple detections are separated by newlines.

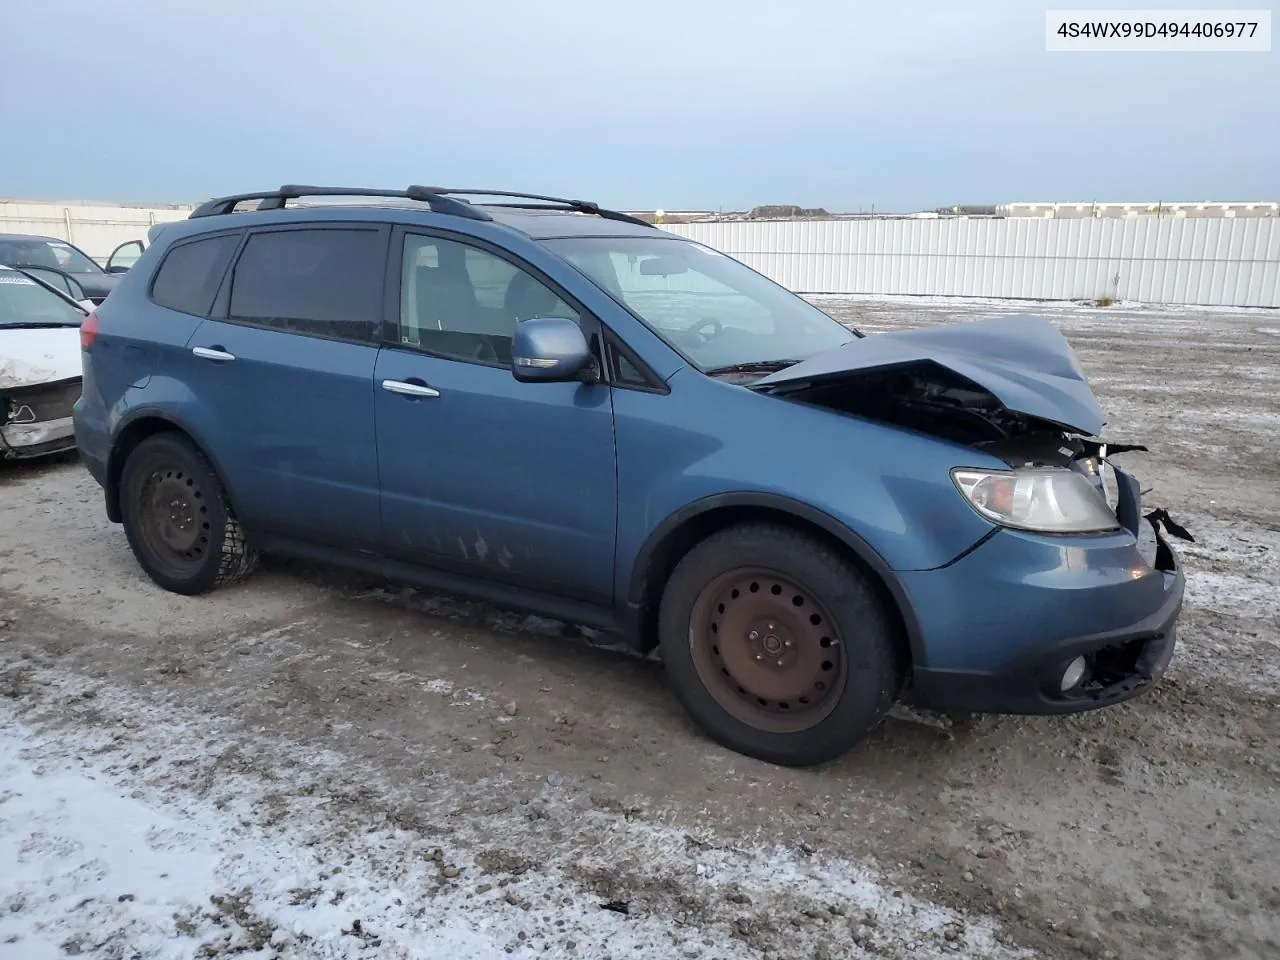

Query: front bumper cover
left=0, top=414, right=76, bottom=459
left=907, top=465, right=1190, bottom=716
left=2, top=377, right=81, bottom=460
left=911, top=530, right=1182, bottom=714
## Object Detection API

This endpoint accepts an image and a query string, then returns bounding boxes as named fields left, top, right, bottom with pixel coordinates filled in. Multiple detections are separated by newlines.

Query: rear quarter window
left=150, top=233, right=240, bottom=316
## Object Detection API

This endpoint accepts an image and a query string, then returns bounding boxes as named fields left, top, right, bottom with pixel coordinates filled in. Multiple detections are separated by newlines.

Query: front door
left=374, top=230, right=617, bottom=602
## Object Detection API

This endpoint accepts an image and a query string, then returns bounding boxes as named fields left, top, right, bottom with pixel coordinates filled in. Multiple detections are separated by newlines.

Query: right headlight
left=951, top=466, right=1120, bottom=534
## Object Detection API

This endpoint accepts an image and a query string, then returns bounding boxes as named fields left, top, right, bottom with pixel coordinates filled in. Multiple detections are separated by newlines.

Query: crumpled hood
left=0, top=326, right=83, bottom=389
left=755, top=314, right=1106, bottom=436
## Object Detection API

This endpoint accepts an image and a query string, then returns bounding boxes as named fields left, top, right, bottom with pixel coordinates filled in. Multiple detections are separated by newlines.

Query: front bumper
left=2, top=377, right=82, bottom=460
left=902, top=467, right=1187, bottom=716
left=0, top=414, right=77, bottom=459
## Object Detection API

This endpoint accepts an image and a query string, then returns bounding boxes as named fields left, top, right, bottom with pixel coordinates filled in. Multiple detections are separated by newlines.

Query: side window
left=399, top=234, right=580, bottom=365
left=228, top=228, right=383, bottom=342
left=150, top=234, right=240, bottom=316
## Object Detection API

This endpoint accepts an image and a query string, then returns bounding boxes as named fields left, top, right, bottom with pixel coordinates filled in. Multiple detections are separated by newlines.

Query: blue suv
left=72, top=185, right=1188, bottom=766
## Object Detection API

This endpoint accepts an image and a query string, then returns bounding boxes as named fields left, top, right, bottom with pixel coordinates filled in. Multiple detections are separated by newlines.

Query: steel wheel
left=688, top=566, right=848, bottom=734
left=134, top=463, right=211, bottom=579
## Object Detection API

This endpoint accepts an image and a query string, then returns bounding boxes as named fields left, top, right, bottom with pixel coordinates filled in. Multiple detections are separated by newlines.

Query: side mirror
left=511, top=317, right=592, bottom=383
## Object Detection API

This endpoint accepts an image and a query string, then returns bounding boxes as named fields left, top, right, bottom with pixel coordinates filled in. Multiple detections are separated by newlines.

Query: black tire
left=118, top=432, right=258, bottom=595
left=658, top=523, right=904, bottom=767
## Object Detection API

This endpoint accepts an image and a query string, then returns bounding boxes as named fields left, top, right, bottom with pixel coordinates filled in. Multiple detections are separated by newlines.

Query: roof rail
left=410, top=187, right=656, bottom=228
left=188, top=184, right=656, bottom=228
left=189, top=185, right=493, bottom=221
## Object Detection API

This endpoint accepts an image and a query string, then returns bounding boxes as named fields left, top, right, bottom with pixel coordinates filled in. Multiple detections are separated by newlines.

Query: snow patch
left=0, top=683, right=1028, bottom=960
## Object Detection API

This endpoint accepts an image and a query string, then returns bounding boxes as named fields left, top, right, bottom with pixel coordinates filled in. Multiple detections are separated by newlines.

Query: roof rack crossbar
left=189, top=185, right=493, bottom=221
left=407, top=187, right=656, bottom=228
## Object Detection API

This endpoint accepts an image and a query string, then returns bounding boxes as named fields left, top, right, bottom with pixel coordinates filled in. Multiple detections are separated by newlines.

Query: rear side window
left=228, top=228, right=383, bottom=342
left=150, top=234, right=239, bottom=316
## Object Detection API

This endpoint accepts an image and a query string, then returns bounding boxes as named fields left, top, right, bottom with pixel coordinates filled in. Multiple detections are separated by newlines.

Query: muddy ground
left=1, top=296, right=1277, bottom=959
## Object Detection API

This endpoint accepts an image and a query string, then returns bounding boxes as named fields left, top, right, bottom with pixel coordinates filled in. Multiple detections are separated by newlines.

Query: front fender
left=625, top=489, right=931, bottom=660
left=613, top=367, right=1000, bottom=580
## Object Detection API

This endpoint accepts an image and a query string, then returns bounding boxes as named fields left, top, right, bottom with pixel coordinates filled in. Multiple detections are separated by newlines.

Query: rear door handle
left=381, top=378, right=440, bottom=399
left=193, top=346, right=236, bottom=362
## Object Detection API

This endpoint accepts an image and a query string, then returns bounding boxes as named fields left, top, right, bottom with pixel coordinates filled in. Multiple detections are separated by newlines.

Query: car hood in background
left=0, top=326, right=83, bottom=389
left=754, top=314, right=1106, bottom=437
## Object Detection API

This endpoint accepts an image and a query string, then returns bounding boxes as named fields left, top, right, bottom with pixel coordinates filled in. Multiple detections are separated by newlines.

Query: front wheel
left=658, top=523, right=904, bottom=766
left=119, top=432, right=258, bottom=595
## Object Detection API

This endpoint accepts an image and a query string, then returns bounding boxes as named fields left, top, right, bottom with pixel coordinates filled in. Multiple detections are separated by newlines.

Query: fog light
left=1060, top=656, right=1088, bottom=692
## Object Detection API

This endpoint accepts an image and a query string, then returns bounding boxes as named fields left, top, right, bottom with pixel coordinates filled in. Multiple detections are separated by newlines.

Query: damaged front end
left=751, top=314, right=1192, bottom=713
left=1, top=377, right=82, bottom=459
left=757, top=355, right=1191, bottom=553
left=752, top=313, right=1192, bottom=564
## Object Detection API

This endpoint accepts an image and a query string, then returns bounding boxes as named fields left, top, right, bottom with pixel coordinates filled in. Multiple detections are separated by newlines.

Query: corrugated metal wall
left=3, top=201, right=1277, bottom=306
left=661, top=217, right=1280, bottom=307
left=0, top=202, right=193, bottom=263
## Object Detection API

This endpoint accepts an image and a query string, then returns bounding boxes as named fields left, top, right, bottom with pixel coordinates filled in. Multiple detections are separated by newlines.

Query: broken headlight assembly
left=951, top=466, right=1121, bottom=534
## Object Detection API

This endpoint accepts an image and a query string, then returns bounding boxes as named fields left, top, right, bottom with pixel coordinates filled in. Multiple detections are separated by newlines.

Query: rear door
left=183, top=223, right=387, bottom=549
left=373, top=228, right=618, bottom=601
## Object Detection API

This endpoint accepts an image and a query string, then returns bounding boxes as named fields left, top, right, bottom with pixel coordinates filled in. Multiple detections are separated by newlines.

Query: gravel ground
left=0, top=296, right=1277, bottom=959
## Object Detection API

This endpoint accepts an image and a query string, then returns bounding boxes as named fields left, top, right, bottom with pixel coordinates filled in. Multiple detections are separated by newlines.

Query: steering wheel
left=685, top=316, right=723, bottom=341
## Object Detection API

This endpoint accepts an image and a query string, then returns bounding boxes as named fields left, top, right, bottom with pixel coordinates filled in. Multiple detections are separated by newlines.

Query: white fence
left=661, top=217, right=1280, bottom=308
left=4, top=200, right=1277, bottom=307
left=0, top=201, right=193, bottom=264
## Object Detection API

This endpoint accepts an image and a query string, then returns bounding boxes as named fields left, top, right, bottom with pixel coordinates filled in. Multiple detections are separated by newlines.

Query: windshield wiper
left=704, top=359, right=802, bottom=376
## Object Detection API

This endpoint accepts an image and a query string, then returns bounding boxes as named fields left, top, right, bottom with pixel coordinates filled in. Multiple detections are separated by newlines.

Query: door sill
left=256, top=533, right=630, bottom=641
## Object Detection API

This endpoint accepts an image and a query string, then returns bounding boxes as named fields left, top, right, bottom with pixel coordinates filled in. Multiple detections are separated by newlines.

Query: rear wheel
left=658, top=523, right=903, bottom=766
left=119, top=432, right=258, bottom=595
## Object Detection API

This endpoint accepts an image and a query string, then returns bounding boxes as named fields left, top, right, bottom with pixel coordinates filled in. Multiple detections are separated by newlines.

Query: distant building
left=996, top=201, right=1279, bottom=219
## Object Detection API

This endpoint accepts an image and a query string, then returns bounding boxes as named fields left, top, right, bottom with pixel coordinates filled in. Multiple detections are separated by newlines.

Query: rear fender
left=107, top=400, right=244, bottom=526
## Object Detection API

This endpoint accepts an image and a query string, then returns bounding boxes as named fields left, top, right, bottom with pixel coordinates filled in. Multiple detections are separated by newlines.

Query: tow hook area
left=0, top=381, right=81, bottom=459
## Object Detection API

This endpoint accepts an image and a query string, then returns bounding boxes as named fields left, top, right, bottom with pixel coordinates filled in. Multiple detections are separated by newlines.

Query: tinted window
left=399, top=234, right=579, bottom=365
left=151, top=234, right=239, bottom=316
left=229, top=229, right=383, bottom=341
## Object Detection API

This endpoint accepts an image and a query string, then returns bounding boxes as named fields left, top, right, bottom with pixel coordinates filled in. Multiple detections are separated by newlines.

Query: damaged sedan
left=1, top=264, right=87, bottom=460
left=72, top=186, right=1188, bottom=767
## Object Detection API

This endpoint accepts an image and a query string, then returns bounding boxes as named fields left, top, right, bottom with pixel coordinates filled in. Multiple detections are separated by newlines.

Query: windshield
left=0, top=271, right=86, bottom=328
left=0, top=237, right=102, bottom=274
left=542, top=236, right=855, bottom=372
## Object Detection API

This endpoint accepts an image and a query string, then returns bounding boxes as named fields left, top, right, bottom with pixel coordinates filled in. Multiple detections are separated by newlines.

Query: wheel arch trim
left=625, top=492, right=926, bottom=662
left=106, top=408, right=244, bottom=525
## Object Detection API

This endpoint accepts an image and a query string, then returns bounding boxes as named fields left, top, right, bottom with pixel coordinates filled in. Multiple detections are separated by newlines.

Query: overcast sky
left=3, top=0, right=1276, bottom=211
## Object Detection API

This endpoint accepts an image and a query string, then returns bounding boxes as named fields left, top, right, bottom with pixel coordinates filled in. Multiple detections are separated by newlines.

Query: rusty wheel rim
left=136, top=464, right=210, bottom=576
left=688, top=567, right=847, bottom=734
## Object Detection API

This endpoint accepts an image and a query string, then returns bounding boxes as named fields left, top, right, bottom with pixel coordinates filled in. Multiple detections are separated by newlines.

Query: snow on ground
left=0, top=677, right=1023, bottom=960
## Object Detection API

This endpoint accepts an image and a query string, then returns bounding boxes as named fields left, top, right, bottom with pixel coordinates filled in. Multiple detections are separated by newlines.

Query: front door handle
left=381, top=378, right=440, bottom=399
left=193, top=346, right=236, bottom=362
